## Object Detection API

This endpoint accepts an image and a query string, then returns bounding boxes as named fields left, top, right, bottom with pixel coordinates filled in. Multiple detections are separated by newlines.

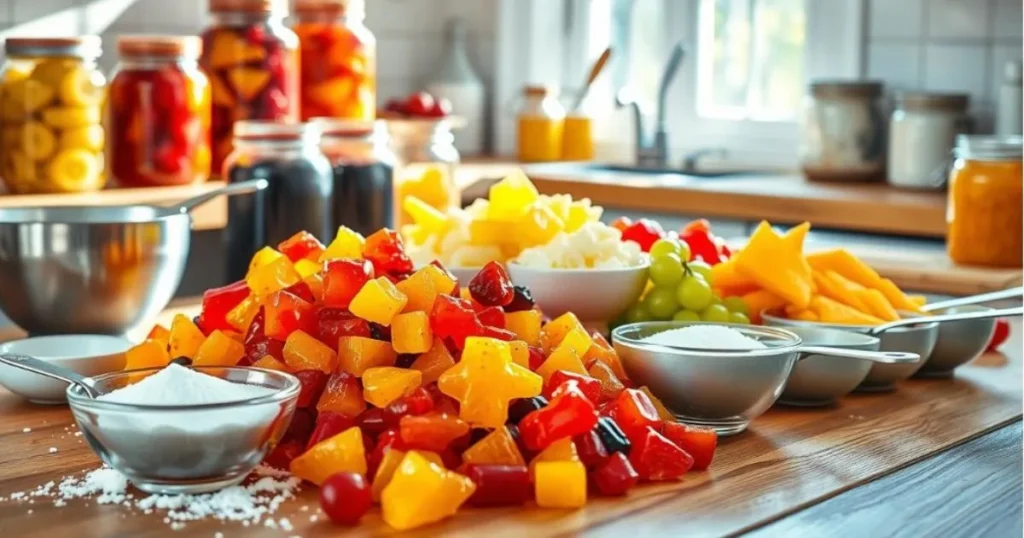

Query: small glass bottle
left=106, top=36, right=211, bottom=187
left=0, top=37, right=106, bottom=193
left=516, top=85, right=565, bottom=162
left=390, top=119, right=461, bottom=227
left=223, top=121, right=333, bottom=281
left=201, top=0, right=300, bottom=177
left=320, top=119, right=397, bottom=236
left=293, top=0, right=376, bottom=121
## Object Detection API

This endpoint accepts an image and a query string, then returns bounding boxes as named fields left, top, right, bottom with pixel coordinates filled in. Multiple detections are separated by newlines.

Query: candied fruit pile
left=402, top=169, right=604, bottom=268
left=129, top=226, right=718, bottom=530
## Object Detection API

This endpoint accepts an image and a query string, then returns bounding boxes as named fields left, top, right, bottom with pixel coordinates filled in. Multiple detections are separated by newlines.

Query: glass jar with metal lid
left=0, top=36, right=106, bottom=194
left=319, top=119, right=397, bottom=236
left=223, top=120, right=333, bottom=281
left=947, top=135, right=1023, bottom=268
left=390, top=119, right=461, bottom=228
left=800, top=80, right=885, bottom=182
left=106, top=35, right=211, bottom=187
left=887, top=92, right=969, bottom=189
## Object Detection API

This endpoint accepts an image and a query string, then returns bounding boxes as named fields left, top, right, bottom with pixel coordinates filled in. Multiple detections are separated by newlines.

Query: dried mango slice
left=227, top=67, right=271, bottom=101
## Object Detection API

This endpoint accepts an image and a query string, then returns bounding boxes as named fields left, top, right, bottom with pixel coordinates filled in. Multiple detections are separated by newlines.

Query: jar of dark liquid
left=320, top=119, right=397, bottom=236
left=223, top=120, right=332, bottom=281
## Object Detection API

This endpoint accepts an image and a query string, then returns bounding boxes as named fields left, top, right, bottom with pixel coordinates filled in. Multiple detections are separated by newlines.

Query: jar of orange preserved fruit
left=947, top=135, right=1023, bottom=268
left=516, top=85, right=564, bottom=162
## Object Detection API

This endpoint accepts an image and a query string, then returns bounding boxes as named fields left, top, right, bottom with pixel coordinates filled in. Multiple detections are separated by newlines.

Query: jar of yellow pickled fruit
left=516, top=85, right=564, bottom=162
left=0, top=37, right=106, bottom=194
left=947, top=135, right=1023, bottom=268
left=389, top=119, right=461, bottom=227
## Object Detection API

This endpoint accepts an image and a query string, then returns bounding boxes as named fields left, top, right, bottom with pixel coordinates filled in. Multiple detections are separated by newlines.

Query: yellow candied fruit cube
left=290, top=426, right=366, bottom=486
left=541, top=312, right=586, bottom=353
left=421, top=264, right=456, bottom=295
left=125, top=339, right=171, bottom=370
left=395, top=268, right=440, bottom=313
left=468, top=219, right=516, bottom=247
left=505, top=310, right=542, bottom=347
left=362, top=366, right=423, bottom=408
left=168, top=313, right=205, bottom=359
left=529, top=438, right=579, bottom=474
left=294, top=258, right=321, bottom=279
left=319, top=226, right=365, bottom=261
left=536, top=329, right=591, bottom=382
left=565, top=199, right=601, bottom=232
left=517, top=203, right=564, bottom=248
left=401, top=224, right=432, bottom=245
left=534, top=460, right=587, bottom=508
left=391, top=311, right=434, bottom=354
left=488, top=169, right=539, bottom=221
left=403, top=196, right=448, bottom=233
left=349, top=277, right=408, bottom=326
left=462, top=337, right=514, bottom=365
left=509, top=340, right=529, bottom=368
left=246, top=256, right=301, bottom=296
left=193, top=330, right=245, bottom=367
left=247, top=246, right=285, bottom=275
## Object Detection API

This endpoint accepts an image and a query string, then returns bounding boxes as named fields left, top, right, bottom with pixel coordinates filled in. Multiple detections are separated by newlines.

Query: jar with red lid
left=201, top=0, right=300, bottom=176
left=293, top=0, right=376, bottom=121
left=106, top=36, right=211, bottom=187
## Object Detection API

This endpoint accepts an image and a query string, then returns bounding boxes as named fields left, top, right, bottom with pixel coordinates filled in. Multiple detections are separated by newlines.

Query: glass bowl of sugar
left=66, top=363, right=300, bottom=495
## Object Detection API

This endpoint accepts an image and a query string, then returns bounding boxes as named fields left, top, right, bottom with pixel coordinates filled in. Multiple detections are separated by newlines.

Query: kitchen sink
left=523, top=162, right=753, bottom=179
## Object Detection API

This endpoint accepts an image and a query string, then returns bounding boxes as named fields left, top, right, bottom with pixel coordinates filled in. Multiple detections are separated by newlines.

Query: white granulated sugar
left=48, top=447, right=57, bottom=454
left=22, top=428, right=31, bottom=433
left=280, top=517, right=293, bottom=531
left=643, top=325, right=767, bottom=350
left=98, top=363, right=272, bottom=406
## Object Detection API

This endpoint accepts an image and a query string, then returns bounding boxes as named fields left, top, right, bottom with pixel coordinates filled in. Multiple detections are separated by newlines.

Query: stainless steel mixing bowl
left=611, top=321, right=917, bottom=435
left=0, top=181, right=265, bottom=335
left=915, top=305, right=996, bottom=378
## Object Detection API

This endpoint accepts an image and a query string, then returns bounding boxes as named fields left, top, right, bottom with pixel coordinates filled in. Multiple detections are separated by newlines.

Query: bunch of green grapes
left=623, top=238, right=751, bottom=324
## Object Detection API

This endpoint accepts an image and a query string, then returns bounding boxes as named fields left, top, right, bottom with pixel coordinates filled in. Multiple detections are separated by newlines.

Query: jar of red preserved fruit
left=106, top=36, right=211, bottom=187
left=293, top=0, right=376, bottom=121
left=201, top=0, right=300, bottom=176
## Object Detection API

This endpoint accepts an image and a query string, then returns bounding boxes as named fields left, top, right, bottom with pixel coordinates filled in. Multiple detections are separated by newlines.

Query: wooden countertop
left=0, top=304, right=1020, bottom=536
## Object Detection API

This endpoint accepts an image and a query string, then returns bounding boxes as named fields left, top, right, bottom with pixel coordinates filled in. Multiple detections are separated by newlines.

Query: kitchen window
left=494, top=0, right=865, bottom=167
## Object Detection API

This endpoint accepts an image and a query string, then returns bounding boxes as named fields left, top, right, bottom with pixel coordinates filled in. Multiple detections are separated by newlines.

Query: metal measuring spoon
left=0, top=354, right=101, bottom=398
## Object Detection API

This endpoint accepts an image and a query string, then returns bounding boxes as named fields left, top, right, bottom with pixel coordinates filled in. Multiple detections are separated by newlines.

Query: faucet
left=616, top=42, right=685, bottom=169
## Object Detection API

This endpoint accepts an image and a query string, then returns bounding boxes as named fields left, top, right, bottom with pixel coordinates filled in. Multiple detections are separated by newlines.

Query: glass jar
left=390, top=119, right=460, bottom=227
left=561, top=112, right=594, bottom=161
left=800, top=81, right=885, bottom=182
left=293, top=0, right=376, bottom=121
left=0, top=37, right=106, bottom=194
left=223, top=121, right=333, bottom=281
left=888, top=92, right=969, bottom=189
left=516, top=85, right=565, bottom=162
left=201, top=0, right=300, bottom=177
left=947, top=135, right=1023, bottom=268
left=320, top=120, right=396, bottom=236
left=106, top=36, right=211, bottom=187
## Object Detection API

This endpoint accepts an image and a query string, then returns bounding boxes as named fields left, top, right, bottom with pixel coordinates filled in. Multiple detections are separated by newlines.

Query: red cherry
left=319, top=472, right=372, bottom=526
left=404, top=91, right=435, bottom=117
left=426, top=97, right=452, bottom=117
left=383, top=98, right=407, bottom=115
left=987, top=319, right=1011, bottom=352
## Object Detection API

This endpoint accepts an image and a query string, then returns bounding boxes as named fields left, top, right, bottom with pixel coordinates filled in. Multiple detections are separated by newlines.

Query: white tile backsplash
left=11, top=0, right=75, bottom=24
left=991, top=0, right=1024, bottom=39
left=924, top=43, right=990, bottom=104
left=988, top=43, right=1024, bottom=104
left=867, top=42, right=923, bottom=92
left=868, top=0, right=924, bottom=39
left=926, top=0, right=991, bottom=40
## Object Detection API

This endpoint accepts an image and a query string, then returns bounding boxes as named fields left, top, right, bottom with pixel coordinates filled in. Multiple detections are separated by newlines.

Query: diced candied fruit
left=426, top=262, right=459, bottom=295
left=125, top=339, right=171, bottom=370
left=391, top=311, right=434, bottom=354
left=540, top=312, right=586, bottom=353
left=278, top=230, right=325, bottom=262
left=146, top=324, right=170, bottom=349
left=263, top=290, right=316, bottom=340
left=294, top=369, right=329, bottom=408
left=476, top=306, right=505, bottom=328
left=628, top=426, right=693, bottom=481
left=659, top=421, right=717, bottom=471
left=226, top=295, right=261, bottom=333
left=409, top=338, right=456, bottom=384
left=504, top=310, right=542, bottom=346
left=461, top=426, right=525, bottom=466
left=429, top=295, right=484, bottom=349
left=168, top=313, right=205, bottom=359
left=198, top=279, right=250, bottom=332
left=294, top=259, right=321, bottom=279
left=536, top=329, right=591, bottom=382
left=508, top=340, right=530, bottom=368
left=534, top=460, right=586, bottom=508
left=362, top=229, right=413, bottom=275
left=290, top=426, right=367, bottom=486
left=439, top=337, right=543, bottom=428
left=505, top=285, right=535, bottom=313
left=338, top=336, right=398, bottom=376
left=395, top=267, right=439, bottom=313
left=243, top=308, right=285, bottom=364
left=248, top=246, right=285, bottom=274
left=193, top=330, right=245, bottom=366
left=399, top=413, right=470, bottom=452
left=246, top=256, right=302, bottom=296
left=320, top=226, right=366, bottom=261
left=363, top=367, right=423, bottom=408
left=468, top=261, right=514, bottom=307
left=380, top=451, right=476, bottom=531
left=349, top=277, right=408, bottom=326
left=544, top=371, right=602, bottom=405
left=639, top=386, right=674, bottom=422
left=308, top=412, right=358, bottom=450
left=322, top=258, right=374, bottom=309
left=316, top=372, right=366, bottom=417
left=252, top=355, right=290, bottom=372
left=487, top=170, right=539, bottom=221
left=583, top=332, right=628, bottom=380
left=606, top=389, right=661, bottom=439
left=282, top=330, right=337, bottom=373
left=589, top=361, right=626, bottom=401
left=313, top=307, right=371, bottom=347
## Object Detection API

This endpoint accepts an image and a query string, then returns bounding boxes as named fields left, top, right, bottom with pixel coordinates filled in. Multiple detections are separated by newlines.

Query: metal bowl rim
left=612, top=321, right=804, bottom=358
left=761, top=308, right=940, bottom=333
left=0, top=206, right=189, bottom=225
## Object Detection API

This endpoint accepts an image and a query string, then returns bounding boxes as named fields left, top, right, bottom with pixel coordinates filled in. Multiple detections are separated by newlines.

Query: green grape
left=677, top=241, right=692, bottom=262
left=710, top=294, right=723, bottom=306
left=729, top=312, right=751, bottom=324
left=649, top=253, right=684, bottom=287
left=643, top=287, right=679, bottom=320
left=676, top=275, right=714, bottom=311
left=624, top=304, right=653, bottom=324
left=649, top=238, right=682, bottom=259
left=672, top=310, right=701, bottom=322
left=688, top=260, right=713, bottom=284
left=722, top=296, right=749, bottom=315
left=700, top=304, right=731, bottom=323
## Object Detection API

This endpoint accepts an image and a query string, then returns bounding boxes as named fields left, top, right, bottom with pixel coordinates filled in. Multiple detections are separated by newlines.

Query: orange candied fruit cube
left=290, top=426, right=367, bottom=486
left=146, top=324, right=170, bottom=348
left=252, top=355, right=290, bottom=372
left=461, top=426, right=524, bottom=466
left=246, top=256, right=301, bottom=296
left=422, top=264, right=457, bottom=296
left=505, top=310, right=542, bottom=347
left=362, top=367, right=423, bottom=408
left=536, top=328, right=591, bottom=382
left=391, top=311, right=434, bottom=354
left=410, top=338, right=456, bottom=384
left=283, top=330, right=337, bottom=373
left=583, top=332, right=629, bottom=380
left=349, top=277, right=408, bottom=326
left=540, top=312, right=586, bottom=353
left=193, top=330, right=245, bottom=366
left=338, top=336, right=398, bottom=376
left=319, top=226, right=366, bottom=262
left=124, top=339, right=171, bottom=370
left=226, top=295, right=261, bottom=333
left=247, top=246, right=285, bottom=274
left=639, top=386, right=674, bottom=421
left=395, top=268, right=439, bottom=313
left=168, top=313, right=205, bottom=359
left=588, top=360, right=625, bottom=401
left=317, top=372, right=365, bottom=417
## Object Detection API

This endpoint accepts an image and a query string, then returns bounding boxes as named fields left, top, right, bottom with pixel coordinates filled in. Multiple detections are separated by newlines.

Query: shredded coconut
left=22, top=427, right=31, bottom=433
left=642, top=324, right=768, bottom=350
left=48, top=447, right=57, bottom=454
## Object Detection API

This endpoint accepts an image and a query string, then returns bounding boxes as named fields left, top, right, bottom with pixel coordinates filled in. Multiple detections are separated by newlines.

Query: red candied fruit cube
left=264, top=290, right=316, bottom=340
left=481, top=326, right=517, bottom=342
left=306, top=412, right=358, bottom=450
left=264, top=439, right=304, bottom=470
left=284, top=280, right=316, bottom=304
left=606, top=388, right=662, bottom=440
left=545, top=371, right=602, bottom=405
left=629, top=426, right=694, bottom=481
left=362, top=229, right=413, bottom=275
left=620, top=218, right=665, bottom=253
left=357, top=407, right=388, bottom=438
left=314, top=307, right=371, bottom=347
left=278, top=231, right=325, bottom=262
left=283, top=408, right=315, bottom=443
left=198, top=279, right=250, bottom=332
left=476, top=306, right=505, bottom=328
left=382, top=386, right=435, bottom=424
left=659, top=422, right=717, bottom=471
left=429, top=295, right=484, bottom=349
left=243, top=309, right=286, bottom=364
left=294, top=370, right=329, bottom=408
left=322, top=259, right=374, bottom=308
left=527, top=346, right=547, bottom=371
left=468, top=261, right=514, bottom=307
left=399, top=413, right=470, bottom=453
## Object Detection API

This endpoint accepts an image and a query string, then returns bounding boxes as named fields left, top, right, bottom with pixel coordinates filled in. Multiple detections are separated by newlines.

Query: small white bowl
left=507, top=261, right=650, bottom=332
left=0, top=335, right=131, bottom=404
left=448, top=266, right=483, bottom=284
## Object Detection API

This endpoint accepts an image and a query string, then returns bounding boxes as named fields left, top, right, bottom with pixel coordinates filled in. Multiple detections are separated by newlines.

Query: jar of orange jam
left=516, top=85, right=564, bottom=162
left=947, top=135, right=1023, bottom=267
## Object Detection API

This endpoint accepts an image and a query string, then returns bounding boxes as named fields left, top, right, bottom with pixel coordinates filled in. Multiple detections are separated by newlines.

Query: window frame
left=493, top=0, right=866, bottom=167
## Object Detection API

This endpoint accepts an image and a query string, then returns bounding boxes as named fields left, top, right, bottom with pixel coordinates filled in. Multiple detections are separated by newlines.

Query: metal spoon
left=870, top=306, right=1024, bottom=335
left=921, top=287, right=1023, bottom=312
left=795, top=347, right=920, bottom=364
left=160, top=179, right=269, bottom=216
left=0, top=354, right=101, bottom=398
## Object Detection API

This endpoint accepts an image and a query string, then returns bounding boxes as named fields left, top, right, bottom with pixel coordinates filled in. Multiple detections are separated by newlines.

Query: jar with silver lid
left=887, top=92, right=969, bottom=189
left=800, top=81, right=886, bottom=182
